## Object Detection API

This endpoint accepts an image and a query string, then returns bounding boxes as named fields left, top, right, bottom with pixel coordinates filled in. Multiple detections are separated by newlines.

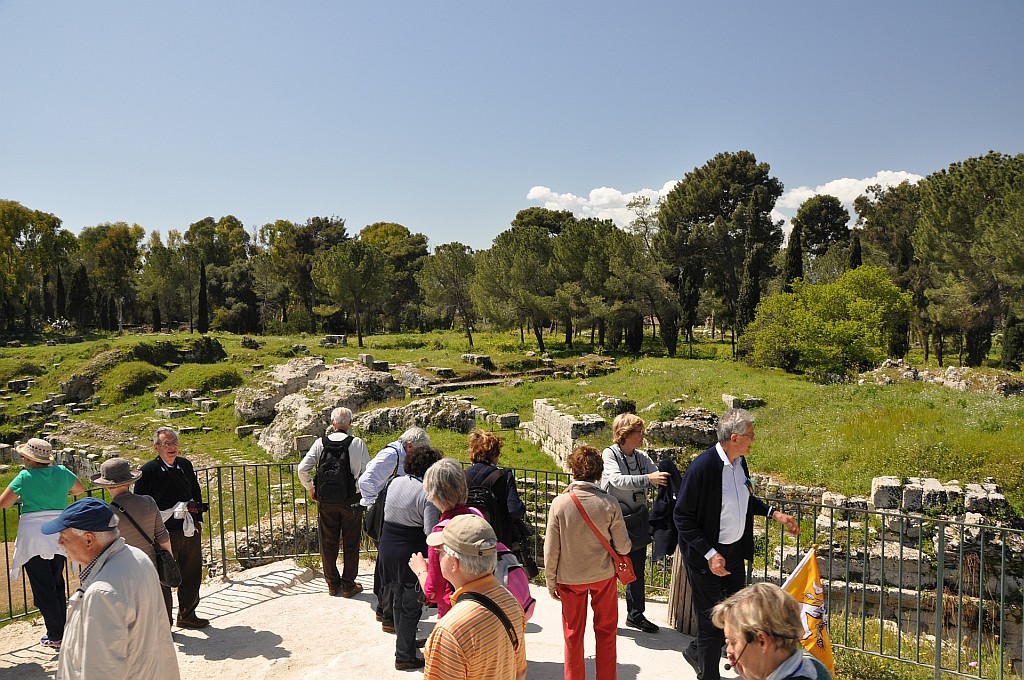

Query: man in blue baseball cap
left=42, top=497, right=180, bottom=680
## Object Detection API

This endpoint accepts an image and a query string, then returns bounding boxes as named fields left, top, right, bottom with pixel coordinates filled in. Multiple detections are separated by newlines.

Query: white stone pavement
left=0, top=558, right=739, bottom=679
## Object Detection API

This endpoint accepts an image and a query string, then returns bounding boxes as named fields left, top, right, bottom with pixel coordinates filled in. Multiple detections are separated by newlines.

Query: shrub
left=159, top=364, right=243, bottom=393
left=98, top=362, right=169, bottom=402
left=0, top=360, right=44, bottom=384
left=741, top=266, right=912, bottom=378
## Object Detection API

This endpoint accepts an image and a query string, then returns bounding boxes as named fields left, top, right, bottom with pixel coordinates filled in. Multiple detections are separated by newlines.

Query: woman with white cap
left=0, top=437, right=86, bottom=649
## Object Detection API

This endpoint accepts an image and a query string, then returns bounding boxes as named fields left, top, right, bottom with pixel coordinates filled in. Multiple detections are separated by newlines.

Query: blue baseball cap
left=41, top=497, right=117, bottom=534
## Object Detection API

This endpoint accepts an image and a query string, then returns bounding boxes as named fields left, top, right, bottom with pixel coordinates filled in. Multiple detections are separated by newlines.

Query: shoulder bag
left=111, top=500, right=182, bottom=587
left=568, top=489, right=636, bottom=585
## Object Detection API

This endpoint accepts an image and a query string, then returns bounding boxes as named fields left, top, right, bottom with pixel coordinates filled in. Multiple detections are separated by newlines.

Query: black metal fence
left=3, top=462, right=1021, bottom=678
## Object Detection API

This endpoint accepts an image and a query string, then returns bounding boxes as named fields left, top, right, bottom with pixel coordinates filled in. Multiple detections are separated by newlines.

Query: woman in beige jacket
left=544, top=445, right=631, bottom=680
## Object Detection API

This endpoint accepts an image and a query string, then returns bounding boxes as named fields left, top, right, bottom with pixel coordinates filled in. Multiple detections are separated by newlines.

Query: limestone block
left=964, top=484, right=990, bottom=513
left=427, top=367, right=456, bottom=379
left=722, top=393, right=765, bottom=409
left=460, top=353, right=495, bottom=370
left=200, top=400, right=218, bottom=412
left=294, top=434, right=317, bottom=454
left=921, top=478, right=947, bottom=508
left=359, top=353, right=374, bottom=368
left=872, top=476, right=903, bottom=510
left=902, top=481, right=924, bottom=512
left=494, top=413, right=520, bottom=429
left=371, top=360, right=390, bottom=372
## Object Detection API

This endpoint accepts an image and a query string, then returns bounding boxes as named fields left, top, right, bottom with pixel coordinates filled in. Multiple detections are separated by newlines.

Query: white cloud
left=528, top=171, right=922, bottom=236
left=526, top=181, right=678, bottom=228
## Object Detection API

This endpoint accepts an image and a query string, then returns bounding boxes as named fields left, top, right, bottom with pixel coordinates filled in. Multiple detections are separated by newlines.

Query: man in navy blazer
left=673, top=408, right=798, bottom=680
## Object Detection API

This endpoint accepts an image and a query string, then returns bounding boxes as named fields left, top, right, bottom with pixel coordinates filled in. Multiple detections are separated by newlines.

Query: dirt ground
left=0, top=557, right=722, bottom=680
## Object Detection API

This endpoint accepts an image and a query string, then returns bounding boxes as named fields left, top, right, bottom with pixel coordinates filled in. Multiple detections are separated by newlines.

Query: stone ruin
left=766, top=476, right=1024, bottom=672
left=521, top=397, right=719, bottom=471
left=235, top=357, right=405, bottom=460
left=860, top=358, right=1024, bottom=397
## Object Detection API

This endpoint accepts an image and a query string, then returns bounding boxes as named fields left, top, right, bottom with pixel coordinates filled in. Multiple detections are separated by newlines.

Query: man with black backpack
left=298, top=407, right=370, bottom=598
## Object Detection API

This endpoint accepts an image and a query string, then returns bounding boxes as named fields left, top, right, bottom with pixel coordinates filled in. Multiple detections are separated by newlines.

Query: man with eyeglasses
left=674, top=408, right=799, bottom=680
left=135, top=426, right=209, bottom=629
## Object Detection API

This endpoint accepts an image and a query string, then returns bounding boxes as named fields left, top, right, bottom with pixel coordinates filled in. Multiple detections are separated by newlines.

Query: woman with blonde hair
left=0, top=438, right=86, bottom=649
left=600, top=413, right=668, bottom=634
left=711, top=582, right=832, bottom=680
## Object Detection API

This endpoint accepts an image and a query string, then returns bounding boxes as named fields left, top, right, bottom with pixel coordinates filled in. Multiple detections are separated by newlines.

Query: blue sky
left=2, top=2, right=1022, bottom=251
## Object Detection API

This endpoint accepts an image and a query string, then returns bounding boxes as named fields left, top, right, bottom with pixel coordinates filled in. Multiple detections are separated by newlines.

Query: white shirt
left=718, top=441, right=749, bottom=545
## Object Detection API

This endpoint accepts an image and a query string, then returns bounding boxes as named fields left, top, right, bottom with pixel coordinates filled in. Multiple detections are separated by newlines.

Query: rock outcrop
left=252, top=359, right=405, bottom=459
left=352, top=395, right=485, bottom=434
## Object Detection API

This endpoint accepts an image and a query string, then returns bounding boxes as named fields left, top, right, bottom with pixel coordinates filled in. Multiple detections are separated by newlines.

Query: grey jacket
left=600, top=444, right=656, bottom=514
left=58, top=538, right=179, bottom=680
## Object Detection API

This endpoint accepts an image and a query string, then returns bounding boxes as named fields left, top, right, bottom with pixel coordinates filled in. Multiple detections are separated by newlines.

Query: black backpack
left=465, top=467, right=511, bottom=545
left=314, top=434, right=358, bottom=505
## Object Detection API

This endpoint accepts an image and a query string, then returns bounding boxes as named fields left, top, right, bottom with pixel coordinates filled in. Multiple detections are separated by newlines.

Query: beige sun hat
left=16, top=438, right=54, bottom=464
left=90, top=457, right=142, bottom=487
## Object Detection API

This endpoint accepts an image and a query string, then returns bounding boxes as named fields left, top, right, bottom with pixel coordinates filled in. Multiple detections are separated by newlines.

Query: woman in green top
left=0, top=438, right=86, bottom=650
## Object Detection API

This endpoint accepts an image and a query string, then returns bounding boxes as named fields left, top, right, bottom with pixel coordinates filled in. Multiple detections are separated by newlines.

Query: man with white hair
left=359, top=426, right=431, bottom=631
left=675, top=408, right=800, bottom=680
left=42, top=497, right=179, bottom=680
left=298, top=406, right=370, bottom=597
left=423, top=514, right=527, bottom=680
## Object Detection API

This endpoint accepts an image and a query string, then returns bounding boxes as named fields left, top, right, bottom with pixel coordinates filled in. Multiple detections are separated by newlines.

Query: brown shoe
left=382, top=621, right=396, bottom=633
left=341, top=583, right=363, bottom=598
left=177, top=616, right=210, bottom=629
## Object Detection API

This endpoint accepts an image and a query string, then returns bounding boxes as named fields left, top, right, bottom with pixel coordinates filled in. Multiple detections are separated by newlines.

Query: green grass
left=2, top=329, right=1022, bottom=512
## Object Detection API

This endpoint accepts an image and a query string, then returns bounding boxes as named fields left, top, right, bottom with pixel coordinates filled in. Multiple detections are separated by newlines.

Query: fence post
left=934, top=520, right=944, bottom=680
left=217, top=468, right=227, bottom=578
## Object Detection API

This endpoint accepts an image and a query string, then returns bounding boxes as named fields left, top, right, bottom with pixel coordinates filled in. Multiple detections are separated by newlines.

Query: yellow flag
left=781, top=547, right=835, bottom=676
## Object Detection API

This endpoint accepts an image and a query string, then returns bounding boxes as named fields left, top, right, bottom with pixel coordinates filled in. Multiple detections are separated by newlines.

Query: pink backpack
left=496, top=542, right=536, bottom=621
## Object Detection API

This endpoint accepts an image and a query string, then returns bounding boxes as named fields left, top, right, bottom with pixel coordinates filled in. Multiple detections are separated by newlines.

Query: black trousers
left=624, top=546, right=648, bottom=620
left=163, top=530, right=203, bottom=623
left=24, top=555, right=67, bottom=641
left=685, top=541, right=746, bottom=680
left=318, top=503, right=363, bottom=591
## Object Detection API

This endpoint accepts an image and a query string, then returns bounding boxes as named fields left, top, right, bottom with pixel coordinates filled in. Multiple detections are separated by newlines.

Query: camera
left=186, top=501, right=210, bottom=514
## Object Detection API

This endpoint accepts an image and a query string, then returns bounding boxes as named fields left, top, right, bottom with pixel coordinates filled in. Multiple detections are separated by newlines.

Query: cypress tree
left=55, top=266, right=66, bottom=319
left=1001, top=309, right=1024, bottom=371
left=68, top=265, right=92, bottom=331
left=197, top=260, right=209, bottom=334
left=42, top=272, right=54, bottom=320
left=848, top=231, right=863, bottom=269
left=783, top=222, right=804, bottom=293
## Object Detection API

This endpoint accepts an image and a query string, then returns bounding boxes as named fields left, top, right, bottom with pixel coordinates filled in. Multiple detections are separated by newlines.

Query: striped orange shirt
left=423, top=574, right=527, bottom=680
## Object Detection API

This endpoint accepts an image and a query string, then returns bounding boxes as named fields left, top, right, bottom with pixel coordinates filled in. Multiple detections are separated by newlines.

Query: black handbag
left=363, top=473, right=397, bottom=544
left=112, top=500, right=183, bottom=587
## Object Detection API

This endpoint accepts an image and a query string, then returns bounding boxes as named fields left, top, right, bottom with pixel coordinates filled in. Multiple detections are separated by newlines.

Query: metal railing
left=3, top=462, right=1021, bottom=678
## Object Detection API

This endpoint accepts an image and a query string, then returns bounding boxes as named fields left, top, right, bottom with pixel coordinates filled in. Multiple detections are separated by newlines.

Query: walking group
left=3, top=426, right=207, bottom=679
left=297, top=406, right=831, bottom=680
left=3, top=406, right=832, bottom=680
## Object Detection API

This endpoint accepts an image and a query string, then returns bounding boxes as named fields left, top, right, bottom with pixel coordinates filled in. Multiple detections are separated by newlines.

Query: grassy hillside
left=1, top=329, right=1021, bottom=513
